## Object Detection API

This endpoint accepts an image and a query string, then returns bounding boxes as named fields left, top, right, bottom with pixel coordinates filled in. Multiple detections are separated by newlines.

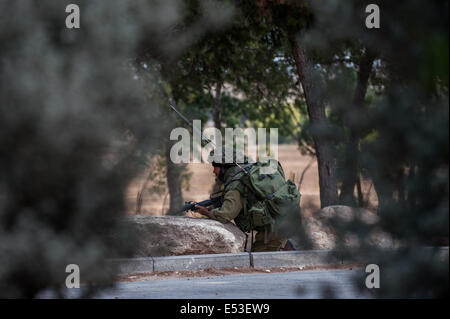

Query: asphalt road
left=92, top=269, right=373, bottom=299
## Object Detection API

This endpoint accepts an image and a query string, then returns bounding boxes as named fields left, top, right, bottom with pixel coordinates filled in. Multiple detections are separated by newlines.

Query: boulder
left=290, top=205, right=398, bottom=250
left=127, top=215, right=246, bottom=257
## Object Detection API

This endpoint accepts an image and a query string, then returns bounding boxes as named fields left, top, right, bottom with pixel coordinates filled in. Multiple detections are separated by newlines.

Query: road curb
left=111, top=257, right=154, bottom=274
left=153, top=252, right=250, bottom=272
left=111, top=247, right=448, bottom=275
left=112, top=250, right=342, bottom=274
left=251, top=250, right=342, bottom=269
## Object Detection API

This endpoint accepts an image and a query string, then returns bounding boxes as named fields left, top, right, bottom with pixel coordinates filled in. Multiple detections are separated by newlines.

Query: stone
left=317, top=205, right=379, bottom=224
left=291, top=205, right=398, bottom=250
left=126, top=215, right=246, bottom=257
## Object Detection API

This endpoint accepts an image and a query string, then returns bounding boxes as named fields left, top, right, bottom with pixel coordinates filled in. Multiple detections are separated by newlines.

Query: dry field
left=125, top=144, right=378, bottom=217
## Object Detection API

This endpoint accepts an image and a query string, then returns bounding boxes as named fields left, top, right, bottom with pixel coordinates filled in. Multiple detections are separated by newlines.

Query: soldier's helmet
left=210, top=149, right=249, bottom=168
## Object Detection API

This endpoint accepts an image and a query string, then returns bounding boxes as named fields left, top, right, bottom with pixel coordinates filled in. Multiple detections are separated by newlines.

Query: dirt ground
left=126, top=144, right=378, bottom=217
left=115, top=264, right=364, bottom=282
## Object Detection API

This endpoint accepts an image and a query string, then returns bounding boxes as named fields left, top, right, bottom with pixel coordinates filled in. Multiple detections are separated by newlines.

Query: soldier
left=194, top=154, right=289, bottom=252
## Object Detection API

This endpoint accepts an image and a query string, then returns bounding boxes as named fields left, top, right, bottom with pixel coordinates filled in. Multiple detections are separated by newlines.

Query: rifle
left=178, top=195, right=223, bottom=215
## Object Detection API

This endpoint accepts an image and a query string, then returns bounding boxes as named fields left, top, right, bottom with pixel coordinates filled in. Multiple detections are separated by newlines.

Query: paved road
left=93, top=269, right=372, bottom=299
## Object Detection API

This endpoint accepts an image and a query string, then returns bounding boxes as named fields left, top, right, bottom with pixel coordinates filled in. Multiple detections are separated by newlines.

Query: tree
left=289, top=34, right=339, bottom=207
left=0, top=0, right=231, bottom=298
left=338, top=48, right=376, bottom=206
left=303, top=0, right=449, bottom=297
left=136, top=0, right=235, bottom=215
left=0, top=0, right=163, bottom=297
left=230, top=0, right=340, bottom=207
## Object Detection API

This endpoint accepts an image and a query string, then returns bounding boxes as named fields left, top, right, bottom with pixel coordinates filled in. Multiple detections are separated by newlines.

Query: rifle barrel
left=178, top=196, right=223, bottom=214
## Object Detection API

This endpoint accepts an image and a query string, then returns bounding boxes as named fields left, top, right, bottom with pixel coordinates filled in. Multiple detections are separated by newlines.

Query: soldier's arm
left=195, top=189, right=242, bottom=224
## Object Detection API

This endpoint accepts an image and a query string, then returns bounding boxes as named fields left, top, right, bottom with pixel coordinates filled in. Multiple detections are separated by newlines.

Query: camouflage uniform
left=209, top=166, right=287, bottom=252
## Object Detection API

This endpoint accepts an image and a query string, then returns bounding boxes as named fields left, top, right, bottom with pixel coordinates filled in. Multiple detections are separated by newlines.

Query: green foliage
left=0, top=0, right=164, bottom=298
left=305, top=0, right=449, bottom=298
left=2, top=0, right=446, bottom=299
left=0, top=0, right=228, bottom=298
left=145, top=0, right=449, bottom=297
left=209, top=0, right=449, bottom=298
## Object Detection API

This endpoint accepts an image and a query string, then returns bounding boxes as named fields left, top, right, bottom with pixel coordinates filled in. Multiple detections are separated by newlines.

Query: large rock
left=127, top=215, right=246, bottom=257
left=291, top=205, right=399, bottom=250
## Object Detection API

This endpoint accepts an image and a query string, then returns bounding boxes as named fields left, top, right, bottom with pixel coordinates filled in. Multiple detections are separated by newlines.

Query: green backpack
left=225, top=160, right=301, bottom=234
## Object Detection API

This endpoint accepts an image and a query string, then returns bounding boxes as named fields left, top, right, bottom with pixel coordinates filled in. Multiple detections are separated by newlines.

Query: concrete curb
left=251, top=250, right=342, bottom=269
left=153, top=252, right=250, bottom=272
left=110, top=257, right=154, bottom=274
left=111, top=247, right=448, bottom=275
left=112, top=251, right=343, bottom=275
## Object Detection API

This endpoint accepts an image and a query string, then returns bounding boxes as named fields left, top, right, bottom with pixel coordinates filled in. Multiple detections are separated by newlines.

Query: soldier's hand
left=195, top=205, right=211, bottom=217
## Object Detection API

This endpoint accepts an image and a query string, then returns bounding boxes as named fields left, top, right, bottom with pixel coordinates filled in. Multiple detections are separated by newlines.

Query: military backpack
left=223, top=160, right=301, bottom=234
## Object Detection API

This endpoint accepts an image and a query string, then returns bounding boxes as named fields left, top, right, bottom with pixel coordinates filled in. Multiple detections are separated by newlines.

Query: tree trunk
left=356, top=175, right=364, bottom=206
left=159, top=65, right=186, bottom=215
left=165, top=141, right=184, bottom=215
left=289, top=34, right=338, bottom=208
left=339, top=50, right=375, bottom=206
left=213, top=82, right=222, bottom=130
left=212, top=82, right=223, bottom=194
